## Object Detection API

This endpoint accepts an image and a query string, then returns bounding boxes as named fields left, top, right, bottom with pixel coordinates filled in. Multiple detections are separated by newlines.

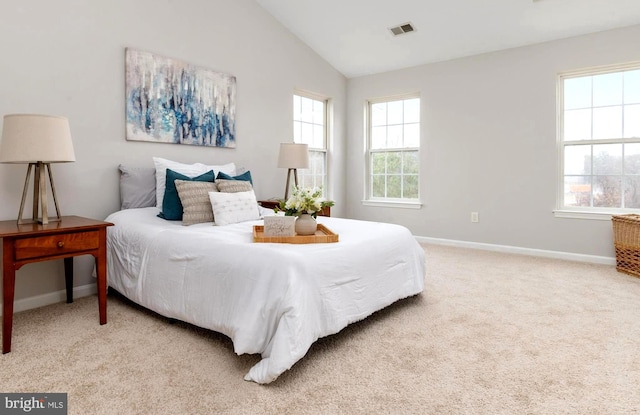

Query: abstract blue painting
left=125, top=48, right=236, bottom=148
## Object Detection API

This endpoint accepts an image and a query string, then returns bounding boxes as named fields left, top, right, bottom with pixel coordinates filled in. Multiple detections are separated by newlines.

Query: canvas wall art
left=125, top=48, right=236, bottom=148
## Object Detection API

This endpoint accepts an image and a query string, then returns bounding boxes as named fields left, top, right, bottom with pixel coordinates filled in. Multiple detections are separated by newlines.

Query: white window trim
left=362, top=200, right=423, bottom=209
left=555, top=60, right=640, bottom=220
left=364, top=92, right=422, bottom=206
left=553, top=209, right=619, bottom=221
left=293, top=89, right=331, bottom=198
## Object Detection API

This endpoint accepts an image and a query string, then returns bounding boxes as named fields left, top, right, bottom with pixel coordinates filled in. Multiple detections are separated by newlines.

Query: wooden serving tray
left=253, top=224, right=339, bottom=244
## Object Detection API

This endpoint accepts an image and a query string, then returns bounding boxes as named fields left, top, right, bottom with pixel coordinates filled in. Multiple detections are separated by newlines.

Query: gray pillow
left=119, top=165, right=156, bottom=210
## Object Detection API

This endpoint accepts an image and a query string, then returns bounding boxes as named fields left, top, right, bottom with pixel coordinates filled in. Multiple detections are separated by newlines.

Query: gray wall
left=0, top=0, right=347, bottom=303
left=2, top=2, right=639, bottom=308
left=347, top=24, right=640, bottom=258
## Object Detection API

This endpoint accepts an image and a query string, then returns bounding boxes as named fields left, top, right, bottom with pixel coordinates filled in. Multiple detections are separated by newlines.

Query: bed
left=106, top=159, right=425, bottom=383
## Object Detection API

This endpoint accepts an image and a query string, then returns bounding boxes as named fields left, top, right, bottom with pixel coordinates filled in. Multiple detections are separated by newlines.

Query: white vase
left=295, top=213, right=317, bottom=235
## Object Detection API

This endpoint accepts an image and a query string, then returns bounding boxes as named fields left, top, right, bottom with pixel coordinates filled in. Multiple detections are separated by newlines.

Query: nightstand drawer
left=14, top=231, right=100, bottom=260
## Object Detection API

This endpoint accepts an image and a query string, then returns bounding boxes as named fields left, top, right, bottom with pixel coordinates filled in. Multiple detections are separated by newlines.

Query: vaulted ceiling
left=256, top=0, right=640, bottom=78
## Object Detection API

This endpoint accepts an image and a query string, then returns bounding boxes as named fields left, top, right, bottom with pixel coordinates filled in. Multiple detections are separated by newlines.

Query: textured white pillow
left=208, top=190, right=260, bottom=226
left=153, top=157, right=236, bottom=210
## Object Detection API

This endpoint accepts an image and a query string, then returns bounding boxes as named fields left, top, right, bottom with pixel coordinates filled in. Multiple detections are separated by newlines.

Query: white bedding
left=105, top=207, right=425, bottom=383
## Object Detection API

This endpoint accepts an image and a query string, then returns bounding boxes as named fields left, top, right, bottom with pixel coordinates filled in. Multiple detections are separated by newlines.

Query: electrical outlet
left=471, top=212, right=479, bottom=223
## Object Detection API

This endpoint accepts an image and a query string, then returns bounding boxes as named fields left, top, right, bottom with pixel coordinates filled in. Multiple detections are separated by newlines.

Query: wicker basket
left=612, top=214, right=640, bottom=278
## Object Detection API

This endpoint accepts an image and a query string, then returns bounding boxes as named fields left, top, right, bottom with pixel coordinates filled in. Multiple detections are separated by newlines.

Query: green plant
left=274, top=186, right=334, bottom=219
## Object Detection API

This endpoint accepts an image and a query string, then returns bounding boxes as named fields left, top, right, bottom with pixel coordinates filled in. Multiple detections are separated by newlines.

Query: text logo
left=0, top=394, right=67, bottom=415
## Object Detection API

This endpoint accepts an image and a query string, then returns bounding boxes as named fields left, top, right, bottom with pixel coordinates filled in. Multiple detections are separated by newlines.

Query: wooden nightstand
left=258, top=200, right=331, bottom=217
left=0, top=216, right=113, bottom=353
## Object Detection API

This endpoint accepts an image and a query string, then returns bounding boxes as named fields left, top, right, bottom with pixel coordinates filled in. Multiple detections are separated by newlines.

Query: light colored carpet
left=1, top=244, right=639, bottom=414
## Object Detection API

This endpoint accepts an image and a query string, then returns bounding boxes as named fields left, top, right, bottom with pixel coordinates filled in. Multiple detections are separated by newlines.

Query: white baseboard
left=415, top=236, right=616, bottom=265
left=0, top=283, right=97, bottom=317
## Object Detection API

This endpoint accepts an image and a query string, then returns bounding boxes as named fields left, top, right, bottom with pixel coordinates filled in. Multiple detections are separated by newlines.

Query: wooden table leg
left=3, top=238, right=16, bottom=354
left=96, top=228, right=107, bottom=325
left=64, top=257, right=73, bottom=304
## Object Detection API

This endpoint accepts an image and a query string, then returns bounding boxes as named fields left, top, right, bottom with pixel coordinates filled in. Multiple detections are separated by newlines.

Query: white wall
left=0, top=0, right=346, bottom=302
left=346, top=24, right=640, bottom=258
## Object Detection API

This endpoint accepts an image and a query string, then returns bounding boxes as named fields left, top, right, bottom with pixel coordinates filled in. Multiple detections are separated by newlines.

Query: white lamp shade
left=0, top=114, right=76, bottom=163
left=277, top=143, right=309, bottom=169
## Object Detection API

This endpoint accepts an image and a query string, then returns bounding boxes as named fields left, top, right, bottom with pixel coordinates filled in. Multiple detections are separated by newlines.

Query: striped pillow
left=174, top=180, right=219, bottom=225
left=216, top=179, right=253, bottom=193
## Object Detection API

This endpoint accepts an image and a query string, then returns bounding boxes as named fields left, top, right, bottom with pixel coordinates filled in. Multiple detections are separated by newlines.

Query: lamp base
left=284, top=168, right=299, bottom=200
left=17, top=162, right=62, bottom=225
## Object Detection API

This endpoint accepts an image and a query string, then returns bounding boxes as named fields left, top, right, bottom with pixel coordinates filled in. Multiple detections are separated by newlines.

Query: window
left=293, top=93, right=328, bottom=195
left=367, top=95, right=420, bottom=203
left=559, top=63, right=640, bottom=215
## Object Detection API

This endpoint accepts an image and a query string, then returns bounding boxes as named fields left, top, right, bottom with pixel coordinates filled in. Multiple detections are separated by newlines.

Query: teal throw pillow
left=216, top=170, right=253, bottom=185
left=159, top=169, right=215, bottom=220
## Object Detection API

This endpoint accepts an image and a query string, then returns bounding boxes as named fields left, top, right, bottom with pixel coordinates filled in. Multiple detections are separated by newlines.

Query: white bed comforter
left=105, top=207, right=425, bottom=383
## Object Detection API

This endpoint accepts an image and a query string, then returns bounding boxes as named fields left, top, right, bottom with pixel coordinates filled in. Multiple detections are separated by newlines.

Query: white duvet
left=105, top=207, right=425, bottom=384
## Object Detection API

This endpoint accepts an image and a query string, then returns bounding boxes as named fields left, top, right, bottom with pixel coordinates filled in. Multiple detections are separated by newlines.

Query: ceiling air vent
left=389, top=22, right=415, bottom=36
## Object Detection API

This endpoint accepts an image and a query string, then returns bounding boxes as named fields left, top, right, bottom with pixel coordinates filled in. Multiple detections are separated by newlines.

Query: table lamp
left=0, top=114, right=76, bottom=225
left=277, top=142, right=309, bottom=200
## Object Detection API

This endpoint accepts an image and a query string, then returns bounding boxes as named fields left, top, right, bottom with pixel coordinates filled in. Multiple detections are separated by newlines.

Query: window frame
left=555, top=61, right=640, bottom=220
left=364, top=93, right=422, bottom=208
left=293, top=90, right=330, bottom=197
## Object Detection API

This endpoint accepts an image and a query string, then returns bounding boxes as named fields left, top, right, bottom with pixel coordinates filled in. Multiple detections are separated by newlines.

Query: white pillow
left=153, top=157, right=236, bottom=210
left=208, top=190, right=260, bottom=226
